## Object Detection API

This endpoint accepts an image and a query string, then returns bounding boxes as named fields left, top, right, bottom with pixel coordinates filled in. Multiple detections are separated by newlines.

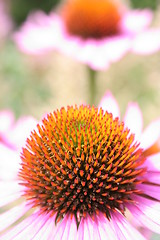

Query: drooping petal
left=132, top=29, right=160, bottom=55
left=127, top=195, right=160, bottom=234
left=137, top=183, right=160, bottom=201
left=0, top=144, right=20, bottom=180
left=0, top=181, right=22, bottom=207
left=6, top=116, right=37, bottom=150
left=111, top=211, right=146, bottom=240
left=98, top=91, right=120, bottom=119
left=52, top=214, right=77, bottom=240
left=121, top=9, right=153, bottom=35
left=123, top=102, right=143, bottom=140
left=13, top=11, right=57, bottom=55
left=0, top=202, right=31, bottom=232
left=0, top=110, right=14, bottom=135
left=140, top=119, right=160, bottom=150
left=77, top=213, right=118, bottom=240
left=76, top=39, right=110, bottom=71
left=1, top=210, right=52, bottom=240
left=100, top=36, right=131, bottom=64
left=142, top=152, right=160, bottom=173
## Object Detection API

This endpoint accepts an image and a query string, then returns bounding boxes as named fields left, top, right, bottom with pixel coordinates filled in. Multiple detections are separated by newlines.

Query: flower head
left=62, top=0, right=122, bottom=39
left=14, top=1, right=153, bottom=70
left=20, top=105, right=144, bottom=225
left=1, top=95, right=160, bottom=239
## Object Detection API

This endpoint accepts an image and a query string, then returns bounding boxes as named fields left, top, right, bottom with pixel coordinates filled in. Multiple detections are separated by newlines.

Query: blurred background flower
left=12, top=0, right=159, bottom=105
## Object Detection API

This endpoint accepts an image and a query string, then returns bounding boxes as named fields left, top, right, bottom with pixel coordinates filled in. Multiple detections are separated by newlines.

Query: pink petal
left=101, top=36, right=131, bottom=63
left=121, top=10, right=153, bottom=35
left=140, top=119, right=160, bottom=150
left=6, top=116, right=37, bottom=150
left=137, top=183, right=160, bottom=200
left=0, top=181, right=22, bottom=207
left=0, top=110, right=14, bottom=135
left=77, top=213, right=117, bottom=240
left=111, top=211, right=146, bottom=240
left=127, top=195, right=160, bottom=234
left=98, top=91, right=120, bottom=119
left=96, top=213, right=119, bottom=240
left=0, top=144, right=20, bottom=180
left=52, top=214, right=77, bottom=240
left=143, top=153, right=160, bottom=171
left=1, top=210, right=52, bottom=240
left=123, top=102, right=143, bottom=140
left=132, top=29, right=160, bottom=55
left=0, top=202, right=31, bottom=232
left=13, top=11, right=57, bottom=55
left=76, top=39, right=110, bottom=71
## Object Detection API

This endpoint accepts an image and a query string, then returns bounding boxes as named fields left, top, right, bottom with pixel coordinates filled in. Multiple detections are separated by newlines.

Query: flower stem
left=87, top=67, right=97, bottom=106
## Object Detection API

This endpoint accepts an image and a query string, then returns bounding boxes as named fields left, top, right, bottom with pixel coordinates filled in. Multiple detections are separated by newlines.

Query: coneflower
left=14, top=0, right=153, bottom=70
left=1, top=93, right=160, bottom=239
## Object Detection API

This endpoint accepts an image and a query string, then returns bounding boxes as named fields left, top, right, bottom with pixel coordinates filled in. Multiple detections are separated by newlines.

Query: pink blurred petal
left=0, top=110, right=14, bottom=134
left=0, top=144, right=20, bottom=180
left=1, top=210, right=52, bottom=240
left=143, top=153, right=160, bottom=171
left=121, top=9, right=153, bottom=35
left=0, top=181, right=22, bottom=207
left=76, top=39, right=110, bottom=71
left=13, top=11, right=57, bottom=55
left=98, top=91, right=120, bottom=119
left=6, top=116, right=37, bottom=150
left=123, top=102, right=143, bottom=140
left=142, top=153, right=160, bottom=184
left=132, top=29, right=160, bottom=55
left=101, top=36, right=131, bottom=63
left=140, top=119, right=160, bottom=150
left=0, top=202, right=31, bottom=232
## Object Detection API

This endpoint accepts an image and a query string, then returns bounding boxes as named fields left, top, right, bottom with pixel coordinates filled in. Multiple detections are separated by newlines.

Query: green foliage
left=129, top=0, right=159, bottom=10
left=0, top=42, right=51, bottom=118
left=10, top=0, right=61, bottom=26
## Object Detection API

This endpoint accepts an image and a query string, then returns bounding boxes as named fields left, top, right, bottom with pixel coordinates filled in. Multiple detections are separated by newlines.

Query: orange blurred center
left=62, top=0, right=122, bottom=39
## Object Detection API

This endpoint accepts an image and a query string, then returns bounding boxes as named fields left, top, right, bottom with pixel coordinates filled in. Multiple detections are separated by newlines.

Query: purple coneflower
left=0, top=92, right=160, bottom=239
left=13, top=0, right=153, bottom=70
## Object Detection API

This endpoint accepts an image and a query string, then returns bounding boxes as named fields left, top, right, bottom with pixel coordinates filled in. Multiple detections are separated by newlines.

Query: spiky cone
left=1, top=96, right=160, bottom=239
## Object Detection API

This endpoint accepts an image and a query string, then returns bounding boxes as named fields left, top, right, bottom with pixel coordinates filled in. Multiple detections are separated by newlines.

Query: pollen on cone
left=19, top=105, right=146, bottom=226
